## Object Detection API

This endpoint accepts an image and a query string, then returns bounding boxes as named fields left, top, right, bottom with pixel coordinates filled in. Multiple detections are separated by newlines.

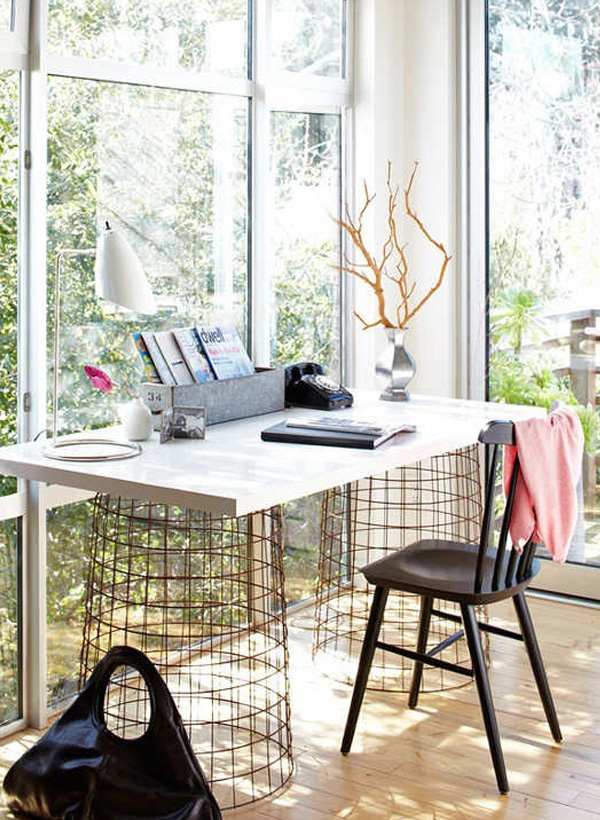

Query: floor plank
left=1, top=595, right=599, bottom=819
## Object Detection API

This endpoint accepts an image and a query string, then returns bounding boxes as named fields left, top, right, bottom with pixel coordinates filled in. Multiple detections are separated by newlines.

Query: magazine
left=285, top=416, right=417, bottom=445
left=154, top=330, right=195, bottom=385
left=264, top=419, right=416, bottom=449
left=196, top=324, right=255, bottom=380
left=172, top=327, right=215, bottom=383
left=131, top=332, right=161, bottom=384
left=140, top=332, right=176, bottom=386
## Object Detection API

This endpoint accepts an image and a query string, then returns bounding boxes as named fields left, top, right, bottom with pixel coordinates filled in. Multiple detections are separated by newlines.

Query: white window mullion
left=268, top=71, right=351, bottom=100
left=339, top=0, right=354, bottom=386
left=0, top=51, right=26, bottom=68
left=46, top=55, right=253, bottom=98
left=44, top=485, right=95, bottom=509
left=250, top=0, right=270, bottom=366
left=265, top=93, right=349, bottom=114
left=340, top=102, right=352, bottom=387
left=460, top=0, right=487, bottom=401
left=21, top=0, right=49, bottom=730
left=0, top=492, right=26, bottom=519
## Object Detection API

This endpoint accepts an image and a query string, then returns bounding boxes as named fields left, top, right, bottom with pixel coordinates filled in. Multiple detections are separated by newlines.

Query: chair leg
left=460, top=603, right=509, bottom=794
left=408, top=596, right=433, bottom=709
left=341, top=586, right=389, bottom=754
left=513, top=592, right=562, bottom=742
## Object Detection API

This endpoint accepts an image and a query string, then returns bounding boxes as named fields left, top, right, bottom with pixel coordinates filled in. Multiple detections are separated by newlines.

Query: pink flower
left=84, top=365, right=113, bottom=394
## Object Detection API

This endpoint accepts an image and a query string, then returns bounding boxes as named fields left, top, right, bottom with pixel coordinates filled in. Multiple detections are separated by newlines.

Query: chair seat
left=361, top=540, right=540, bottom=604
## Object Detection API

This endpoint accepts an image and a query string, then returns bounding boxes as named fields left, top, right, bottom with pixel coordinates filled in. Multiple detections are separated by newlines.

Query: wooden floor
left=1, top=595, right=599, bottom=819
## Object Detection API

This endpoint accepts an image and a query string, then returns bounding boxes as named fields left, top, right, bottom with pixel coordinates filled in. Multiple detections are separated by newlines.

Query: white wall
left=349, top=0, right=404, bottom=390
left=349, top=0, right=460, bottom=398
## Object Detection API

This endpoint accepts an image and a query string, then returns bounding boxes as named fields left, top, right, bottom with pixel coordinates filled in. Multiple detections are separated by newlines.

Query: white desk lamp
left=45, top=222, right=157, bottom=462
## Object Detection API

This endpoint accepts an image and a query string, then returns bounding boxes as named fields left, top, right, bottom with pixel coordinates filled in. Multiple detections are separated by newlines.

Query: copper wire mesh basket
left=80, top=496, right=292, bottom=810
left=314, top=445, right=485, bottom=692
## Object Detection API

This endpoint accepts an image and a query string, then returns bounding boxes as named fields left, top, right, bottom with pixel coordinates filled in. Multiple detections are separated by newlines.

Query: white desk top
left=0, top=393, right=540, bottom=517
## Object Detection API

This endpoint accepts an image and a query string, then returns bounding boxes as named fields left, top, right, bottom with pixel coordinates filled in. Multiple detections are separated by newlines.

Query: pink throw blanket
left=502, top=407, right=584, bottom=563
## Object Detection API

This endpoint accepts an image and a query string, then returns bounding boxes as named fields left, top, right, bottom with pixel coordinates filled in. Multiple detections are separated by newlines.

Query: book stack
left=262, top=416, right=417, bottom=449
left=132, top=325, right=255, bottom=386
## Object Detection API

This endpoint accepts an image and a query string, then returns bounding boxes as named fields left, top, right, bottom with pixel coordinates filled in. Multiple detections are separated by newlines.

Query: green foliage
left=282, top=494, right=322, bottom=603
left=489, top=350, right=576, bottom=408
left=0, top=521, right=19, bottom=724
left=489, top=285, right=600, bottom=457
left=0, top=73, right=19, bottom=722
left=46, top=77, right=251, bottom=434
left=270, top=111, right=341, bottom=375
left=490, top=288, right=546, bottom=355
left=575, top=404, right=600, bottom=457
left=0, top=72, right=18, bottom=454
left=47, top=0, right=248, bottom=76
left=273, top=0, right=342, bottom=77
left=272, top=239, right=339, bottom=370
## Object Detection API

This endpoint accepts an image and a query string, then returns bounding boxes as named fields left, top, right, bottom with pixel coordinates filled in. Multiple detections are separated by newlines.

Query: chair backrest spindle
left=517, top=540, right=536, bottom=583
left=492, top=452, right=520, bottom=590
left=476, top=420, right=535, bottom=594
left=474, top=442, right=499, bottom=593
left=504, top=545, right=519, bottom=587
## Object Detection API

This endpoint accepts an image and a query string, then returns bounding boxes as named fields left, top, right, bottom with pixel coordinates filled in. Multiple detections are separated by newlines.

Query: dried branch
left=332, top=182, right=395, bottom=328
left=402, top=161, right=453, bottom=326
left=333, top=160, right=452, bottom=329
left=354, top=310, right=385, bottom=330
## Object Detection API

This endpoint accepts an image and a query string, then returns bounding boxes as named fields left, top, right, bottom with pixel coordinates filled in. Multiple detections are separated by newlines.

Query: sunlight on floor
left=0, top=596, right=599, bottom=820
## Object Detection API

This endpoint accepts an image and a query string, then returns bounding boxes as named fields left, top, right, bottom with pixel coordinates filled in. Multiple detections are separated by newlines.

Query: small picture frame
left=172, top=406, right=206, bottom=439
left=160, top=408, right=174, bottom=444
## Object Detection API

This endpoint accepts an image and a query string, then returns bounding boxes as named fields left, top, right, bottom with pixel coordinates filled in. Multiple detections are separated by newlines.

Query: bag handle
left=84, top=646, right=176, bottom=735
left=83, top=646, right=214, bottom=795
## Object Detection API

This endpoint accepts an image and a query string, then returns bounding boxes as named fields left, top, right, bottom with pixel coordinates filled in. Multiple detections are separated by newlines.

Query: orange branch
left=333, top=160, right=451, bottom=330
left=354, top=310, right=385, bottom=330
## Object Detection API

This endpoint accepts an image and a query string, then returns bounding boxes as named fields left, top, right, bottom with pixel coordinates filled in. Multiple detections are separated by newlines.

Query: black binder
left=261, top=421, right=390, bottom=449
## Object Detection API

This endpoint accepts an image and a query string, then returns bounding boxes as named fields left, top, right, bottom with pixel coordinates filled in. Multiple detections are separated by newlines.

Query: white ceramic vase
left=120, top=398, right=153, bottom=441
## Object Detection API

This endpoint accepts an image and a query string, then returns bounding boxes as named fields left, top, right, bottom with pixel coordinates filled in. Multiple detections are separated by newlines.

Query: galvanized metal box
left=140, top=367, right=285, bottom=427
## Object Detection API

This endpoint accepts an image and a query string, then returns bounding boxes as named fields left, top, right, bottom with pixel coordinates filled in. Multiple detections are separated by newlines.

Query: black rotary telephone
left=284, top=362, right=353, bottom=410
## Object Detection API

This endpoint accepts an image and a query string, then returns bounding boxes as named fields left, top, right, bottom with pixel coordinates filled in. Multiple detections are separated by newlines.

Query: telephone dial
left=284, top=362, right=353, bottom=410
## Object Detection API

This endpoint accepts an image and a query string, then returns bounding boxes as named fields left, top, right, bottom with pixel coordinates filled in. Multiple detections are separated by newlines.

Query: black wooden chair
left=340, top=420, right=562, bottom=794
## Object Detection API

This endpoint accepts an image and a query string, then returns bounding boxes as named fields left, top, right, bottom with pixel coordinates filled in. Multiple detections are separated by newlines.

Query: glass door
left=487, top=0, right=600, bottom=598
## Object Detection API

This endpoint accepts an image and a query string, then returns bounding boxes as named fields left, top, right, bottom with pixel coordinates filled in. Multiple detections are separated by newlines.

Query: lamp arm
left=52, top=248, right=96, bottom=446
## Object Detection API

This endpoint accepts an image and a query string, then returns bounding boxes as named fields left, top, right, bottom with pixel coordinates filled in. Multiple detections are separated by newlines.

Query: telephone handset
left=284, top=362, right=353, bottom=410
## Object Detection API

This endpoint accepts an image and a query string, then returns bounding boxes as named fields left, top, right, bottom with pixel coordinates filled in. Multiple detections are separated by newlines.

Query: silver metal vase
left=376, top=327, right=416, bottom=401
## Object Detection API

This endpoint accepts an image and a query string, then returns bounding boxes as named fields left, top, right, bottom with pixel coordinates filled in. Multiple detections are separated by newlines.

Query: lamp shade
left=95, top=225, right=157, bottom=314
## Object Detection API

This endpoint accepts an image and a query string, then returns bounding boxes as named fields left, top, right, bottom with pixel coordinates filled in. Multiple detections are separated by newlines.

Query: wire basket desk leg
left=314, top=445, right=486, bottom=693
left=80, top=496, right=293, bottom=810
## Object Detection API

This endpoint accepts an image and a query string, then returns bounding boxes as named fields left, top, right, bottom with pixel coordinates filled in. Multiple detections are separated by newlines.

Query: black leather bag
left=3, top=646, right=222, bottom=820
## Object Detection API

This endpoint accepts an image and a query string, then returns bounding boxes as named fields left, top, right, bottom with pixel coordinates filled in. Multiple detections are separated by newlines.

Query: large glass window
left=0, top=519, right=19, bottom=724
left=268, top=110, right=341, bottom=600
left=0, top=68, right=21, bottom=725
left=272, top=0, right=345, bottom=78
left=47, top=78, right=248, bottom=433
left=46, top=501, right=92, bottom=708
left=487, top=1, right=600, bottom=568
left=0, top=69, right=18, bottom=455
left=47, top=0, right=249, bottom=77
left=269, top=111, right=341, bottom=376
left=0, top=0, right=349, bottom=724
